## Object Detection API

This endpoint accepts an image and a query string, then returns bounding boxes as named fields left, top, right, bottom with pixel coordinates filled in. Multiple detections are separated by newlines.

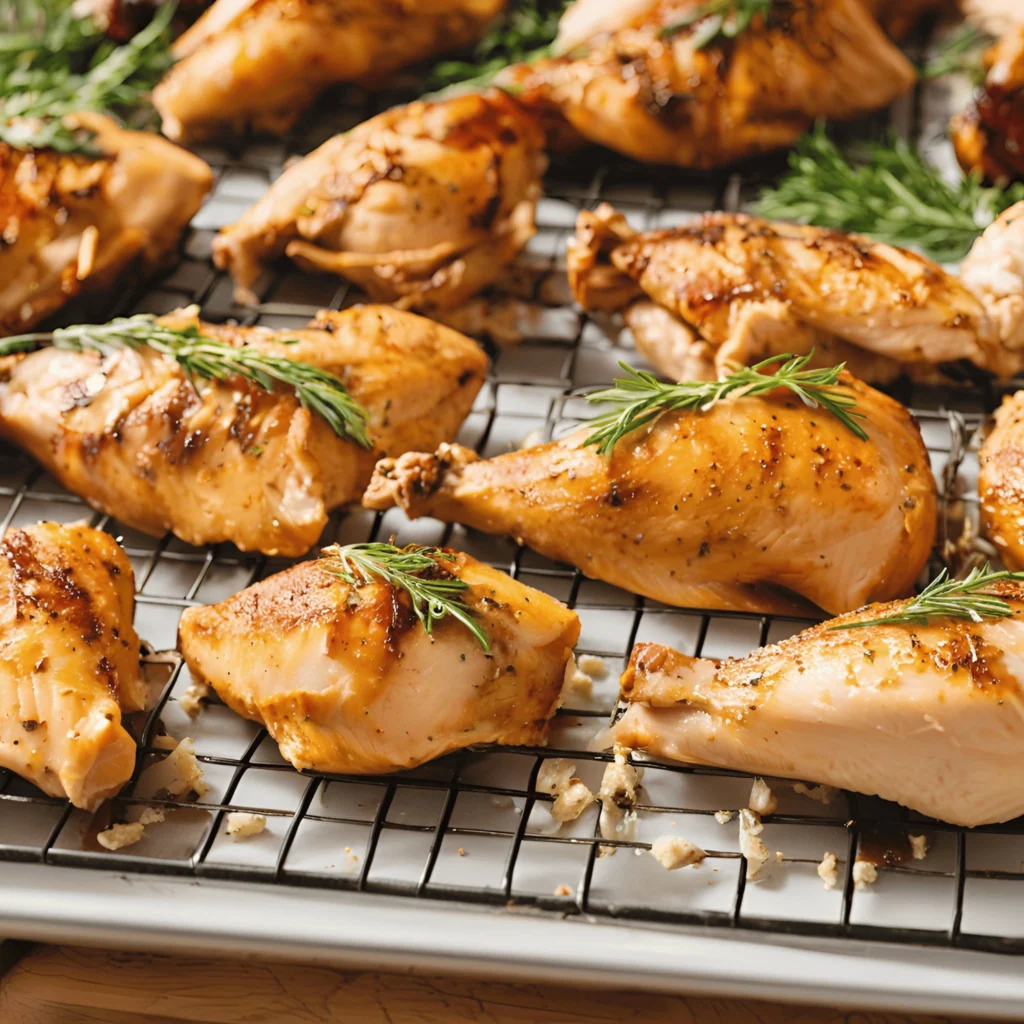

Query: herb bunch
left=755, top=124, right=1024, bottom=264
left=919, top=24, right=991, bottom=84
left=584, top=352, right=866, bottom=455
left=831, top=564, right=1024, bottom=631
left=0, top=314, right=372, bottom=448
left=660, top=0, right=774, bottom=49
left=321, top=542, right=490, bottom=650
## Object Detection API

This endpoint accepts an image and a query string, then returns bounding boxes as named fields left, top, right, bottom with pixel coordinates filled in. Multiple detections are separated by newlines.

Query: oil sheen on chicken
left=0, top=522, right=145, bottom=810
left=0, top=306, right=487, bottom=556
left=213, top=90, right=546, bottom=311
left=0, top=113, right=212, bottom=337
left=178, top=549, right=581, bottom=774
left=615, top=584, right=1024, bottom=827
left=362, top=376, right=937, bottom=615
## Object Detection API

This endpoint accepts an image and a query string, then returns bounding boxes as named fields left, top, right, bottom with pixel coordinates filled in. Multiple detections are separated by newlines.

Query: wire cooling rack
left=3, top=32, right=1024, bottom=965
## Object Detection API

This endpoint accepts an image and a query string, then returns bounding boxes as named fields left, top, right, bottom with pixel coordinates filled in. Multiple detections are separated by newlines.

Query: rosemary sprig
left=919, top=24, right=991, bottom=84
left=583, top=352, right=866, bottom=455
left=321, top=542, right=490, bottom=650
left=831, top=564, right=1024, bottom=631
left=660, top=0, right=773, bottom=48
left=0, top=314, right=372, bottom=449
left=754, top=124, right=1024, bottom=264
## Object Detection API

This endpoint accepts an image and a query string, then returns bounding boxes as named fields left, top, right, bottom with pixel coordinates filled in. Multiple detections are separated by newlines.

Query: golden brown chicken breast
left=363, top=373, right=938, bottom=615
left=0, top=522, right=144, bottom=810
left=505, top=0, right=915, bottom=168
left=0, top=306, right=487, bottom=556
left=979, top=390, right=1024, bottom=567
left=153, top=0, right=506, bottom=141
left=178, top=545, right=581, bottom=774
left=213, top=90, right=546, bottom=311
left=0, top=113, right=212, bottom=337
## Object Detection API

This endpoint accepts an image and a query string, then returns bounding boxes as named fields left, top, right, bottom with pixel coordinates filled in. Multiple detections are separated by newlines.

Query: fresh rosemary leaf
left=754, top=124, right=1024, bottom=264
left=919, top=24, right=991, bottom=84
left=584, top=351, right=867, bottom=455
left=660, top=0, right=773, bottom=48
left=321, top=542, right=490, bottom=650
left=0, top=314, right=372, bottom=449
left=830, top=564, right=1024, bottom=631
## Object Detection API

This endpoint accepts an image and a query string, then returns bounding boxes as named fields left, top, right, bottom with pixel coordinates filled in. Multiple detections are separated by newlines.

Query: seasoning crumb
left=151, top=733, right=178, bottom=751
left=714, top=810, right=734, bottom=824
left=650, top=836, right=705, bottom=870
left=552, top=778, right=595, bottom=822
left=577, top=654, right=609, bottom=679
left=537, top=758, right=576, bottom=796
left=97, top=822, right=145, bottom=852
left=909, top=834, right=930, bottom=861
left=739, top=809, right=769, bottom=881
left=775, top=850, right=784, bottom=864
left=138, top=737, right=211, bottom=800
left=561, top=655, right=593, bottom=699
left=749, top=777, right=778, bottom=816
left=818, top=852, right=838, bottom=891
left=179, top=678, right=212, bottom=718
left=226, top=812, right=266, bottom=840
left=138, top=807, right=165, bottom=826
left=853, top=860, right=878, bottom=891
left=793, top=782, right=840, bottom=804
left=458, top=847, right=466, bottom=857
left=554, top=884, right=572, bottom=897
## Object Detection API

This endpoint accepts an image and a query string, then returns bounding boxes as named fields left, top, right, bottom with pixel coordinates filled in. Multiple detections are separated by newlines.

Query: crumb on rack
left=97, top=822, right=145, bottom=852
left=739, top=809, right=769, bottom=881
left=151, top=733, right=178, bottom=751
left=793, top=782, right=839, bottom=804
left=458, top=847, right=466, bottom=857
left=599, top=747, right=643, bottom=808
left=554, top=884, right=573, bottom=897
left=775, top=850, right=783, bottom=864
left=552, top=778, right=595, bottom=822
left=225, top=812, right=266, bottom=841
left=818, top=852, right=838, bottom=891
left=714, top=810, right=734, bottom=825
left=138, top=807, right=165, bottom=826
left=650, top=836, right=705, bottom=870
left=909, top=834, right=929, bottom=861
left=537, top=758, right=576, bottom=796
left=749, top=777, right=778, bottom=816
left=179, top=678, right=212, bottom=718
left=853, top=860, right=878, bottom=891
left=561, top=655, right=593, bottom=700
left=577, top=654, right=609, bottom=680
left=138, top=737, right=211, bottom=800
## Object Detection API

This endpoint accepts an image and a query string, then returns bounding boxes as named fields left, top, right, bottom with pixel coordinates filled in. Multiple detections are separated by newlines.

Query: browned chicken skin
left=0, top=522, right=144, bottom=810
left=0, top=113, right=212, bottom=337
left=505, top=0, right=915, bottom=168
left=153, top=0, right=505, bottom=141
left=363, top=377, right=938, bottom=615
left=862, top=0, right=948, bottom=38
left=980, top=390, right=1024, bottom=568
left=0, top=306, right=487, bottom=556
left=179, top=548, right=580, bottom=774
left=213, top=91, right=546, bottom=311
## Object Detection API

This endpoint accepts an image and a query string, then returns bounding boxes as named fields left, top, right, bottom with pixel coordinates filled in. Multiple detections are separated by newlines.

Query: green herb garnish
left=755, top=124, right=1024, bottom=264
left=321, top=542, right=489, bottom=650
left=0, top=314, right=372, bottom=448
left=660, top=0, right=773, bottom=49
left=583, top=352, right=866, bottom=455
left=919, top=24, right=991, bottom=84
left=830, top=564, right=1024, bottom=631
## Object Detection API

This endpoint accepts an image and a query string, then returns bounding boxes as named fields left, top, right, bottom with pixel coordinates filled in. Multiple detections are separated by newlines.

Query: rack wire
left=3, top=32, right=1024, bottom=958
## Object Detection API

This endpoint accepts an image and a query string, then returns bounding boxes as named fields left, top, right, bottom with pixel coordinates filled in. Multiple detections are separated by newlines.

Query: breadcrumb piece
left=225, top=812, right=266, bottom=840
left=537, top=758, right=576, bottom=796
left=561, top=655, right=593, bottom=699
left=818, top=852, right=838, bottom=891
left=97, top=822, right=145, bottom=851
left=599, top=748, right=643, bottom=807
left=775, top=850, right=783, bottom=864
left=853, top=860, right=878, bottom=891
left=138, top=807, right=165, bottom=826
left=650, top=836, right=705, bottom=870
left=739, top=809, right=769, bottom=881
left=714, top=810, right=734, bottom=824
left=151, top=734, right=178, bottom=751
left=179, top=678, right=212, bottom=718
left=749, top=777, right=778, bottom=816
left=793, top=782, right=839, bottom=804
left=577, top=654, right=609, bottom=679
left=909, top=834, right=930, bottom=861
left=551, top=779, right=595, bottom=822
left=138, top=737, right=211, bottom=800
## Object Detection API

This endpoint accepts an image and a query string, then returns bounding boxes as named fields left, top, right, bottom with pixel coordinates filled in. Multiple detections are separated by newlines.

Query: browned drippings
left=858, top=827, right=913, bottom=867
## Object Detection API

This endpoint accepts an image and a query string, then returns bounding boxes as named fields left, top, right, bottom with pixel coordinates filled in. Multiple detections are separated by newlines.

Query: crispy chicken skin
left=505, top=0, right=915, bottom=168
left=980, top=390, right=1024, bottom=568
left=213, top=91, right=546, bottom=311
left=0, top=306, right=486, bottom=557
left=178, top=549, right=580, bottom=774
left=363, top=378, right=937, bottom=616
left=0, top=522, right=144, bottom=810
left=570, top=203, right=1024, bottom=382
left=153, top=0, right=505, bottom=141
left=0, top=113, right=212, bottom=337
left=615, top=584, right=1024, bottom=827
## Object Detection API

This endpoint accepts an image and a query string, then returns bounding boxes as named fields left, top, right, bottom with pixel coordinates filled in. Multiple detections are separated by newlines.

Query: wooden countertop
left=0, top=944, right=1004, bottom=1023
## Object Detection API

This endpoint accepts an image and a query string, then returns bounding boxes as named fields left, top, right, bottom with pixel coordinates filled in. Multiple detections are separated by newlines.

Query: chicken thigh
left=0, top=113, right=212, bottom=337
left=0, top=306, right=486, bottom=556
left=178, top=546, right=580, bottom=774
left=363, top=375, right=937, bottom=615
left=615, top=584, right=1024, bottom=827
left=153, top=0, right=505, bottom=141
left=0, top=522, right=144, bottom=810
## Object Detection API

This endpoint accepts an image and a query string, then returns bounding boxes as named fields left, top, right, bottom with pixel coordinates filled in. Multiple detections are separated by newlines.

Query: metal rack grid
left=3, top=44, right=1024, bottom=959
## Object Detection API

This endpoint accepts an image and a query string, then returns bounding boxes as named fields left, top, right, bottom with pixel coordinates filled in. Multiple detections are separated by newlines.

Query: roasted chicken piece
left=213, top=90, right=545, bottom=311
left=0, top=306, right=486, bottom=556
left=78, top=0, right=211, bottom=39
left=0, top=522, right=145, bottom=810
left=363, top=376, right=937, bottom=615
left=862, top=0, right=948, bottom=38
left=0, top=113, right=212, bottom=337
left=615, top=584, right=1024, bottom=827
left=179, top=547, right=580, bottom=774
left=505, top=0, right=915, bottom=168
left=152, top=0, right=505, bottom=141
left=570, top=203, right=1024, bottom=382
left=979, top=390, right=1024, bottom=567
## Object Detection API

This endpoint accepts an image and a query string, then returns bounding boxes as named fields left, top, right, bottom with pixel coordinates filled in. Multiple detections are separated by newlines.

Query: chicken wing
left=0, top=306, right=486, bottom=556
left=213, top=90, right=545, bottom=311
left=0, top=522, right=144, bottom=810
left=0, top=113, right=212, bottom=337
left=614, top=584, right=1024, bottom=827
left=570, top=203, right=1024, bottom=382
left=152, top=0, right=505, bottom=141
left=505, top=0, right=915, bottom=168
left=363, top=375, right=937, bottom=615
left=178, top=547, right=580, bottom=774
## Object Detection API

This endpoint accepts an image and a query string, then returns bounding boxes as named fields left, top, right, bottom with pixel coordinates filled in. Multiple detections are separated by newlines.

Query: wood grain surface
left=0, top=945, right=1000, bottom=1024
